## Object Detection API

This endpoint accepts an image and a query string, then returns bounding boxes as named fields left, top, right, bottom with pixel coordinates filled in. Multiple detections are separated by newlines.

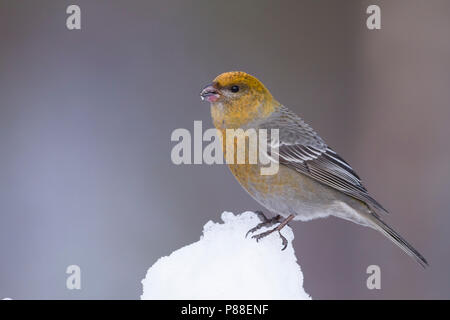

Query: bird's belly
left=229, top=163, right=342, bottom=221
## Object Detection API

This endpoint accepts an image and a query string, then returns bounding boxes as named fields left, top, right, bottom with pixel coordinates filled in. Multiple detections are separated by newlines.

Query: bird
left=200, top=71, right=428, bottom=268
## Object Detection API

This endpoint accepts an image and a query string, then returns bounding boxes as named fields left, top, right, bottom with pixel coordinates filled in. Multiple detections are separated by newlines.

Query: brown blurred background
left=0, top=0, right=449, bottom=299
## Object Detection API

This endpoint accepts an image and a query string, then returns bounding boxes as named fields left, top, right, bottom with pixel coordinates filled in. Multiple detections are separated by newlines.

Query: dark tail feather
left=367, top=214, right=428, bottom=268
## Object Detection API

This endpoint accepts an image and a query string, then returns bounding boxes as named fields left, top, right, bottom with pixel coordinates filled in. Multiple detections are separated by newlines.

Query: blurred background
left=1, top=0, right=449, bottom=299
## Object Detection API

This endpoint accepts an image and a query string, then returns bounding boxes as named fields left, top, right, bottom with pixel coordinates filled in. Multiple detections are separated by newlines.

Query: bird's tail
left=366, top=213, right=428, bottom=268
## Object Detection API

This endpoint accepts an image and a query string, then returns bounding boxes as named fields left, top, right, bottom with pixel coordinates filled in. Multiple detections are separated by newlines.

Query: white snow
left=141, top=211, right=311, bottom=300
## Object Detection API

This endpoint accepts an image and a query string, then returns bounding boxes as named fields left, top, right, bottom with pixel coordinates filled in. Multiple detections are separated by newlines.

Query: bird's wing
left=260, top=105, right=388, bottom=214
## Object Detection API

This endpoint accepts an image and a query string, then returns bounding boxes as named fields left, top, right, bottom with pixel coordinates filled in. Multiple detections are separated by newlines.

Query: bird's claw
left=245, top=213, right=281, bottom=238
left=251, top=228, right=275, bottom=242
left=247, top=212, right=293, bottom=250
left=250, top=228, right=288, bottom=250
left=245, top=226, right=259, bottom=238
left=279, top=231, right=288, bottom=251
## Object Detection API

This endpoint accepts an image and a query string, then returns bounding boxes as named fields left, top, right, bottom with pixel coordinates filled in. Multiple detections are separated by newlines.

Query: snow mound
left=141, top=211, right=310, bottom=300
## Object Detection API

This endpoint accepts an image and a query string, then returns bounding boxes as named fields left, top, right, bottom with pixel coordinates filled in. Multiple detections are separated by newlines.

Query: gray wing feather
left=259, top=105, right=388, bottom=214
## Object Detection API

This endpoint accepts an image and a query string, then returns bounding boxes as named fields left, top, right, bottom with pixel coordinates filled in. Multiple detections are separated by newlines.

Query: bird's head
left=201, top=71, right=277, bottom=128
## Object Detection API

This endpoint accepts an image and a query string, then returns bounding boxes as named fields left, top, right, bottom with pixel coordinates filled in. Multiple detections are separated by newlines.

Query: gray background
left=0, top=0, right=449, bottom=299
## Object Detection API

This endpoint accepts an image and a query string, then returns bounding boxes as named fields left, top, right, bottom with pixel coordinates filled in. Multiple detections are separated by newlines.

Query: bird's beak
left=200, top=84, right=220, bottom=103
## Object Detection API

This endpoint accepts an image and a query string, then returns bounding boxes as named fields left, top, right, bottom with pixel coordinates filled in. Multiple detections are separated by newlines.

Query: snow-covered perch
left=141, top=211, right=310, bottom=300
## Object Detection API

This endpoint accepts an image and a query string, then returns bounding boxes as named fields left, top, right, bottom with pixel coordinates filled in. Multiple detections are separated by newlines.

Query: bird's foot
left=249, top=214, right=295, bottom=251
left=246, top=211, right=281, bottom=238
left=252, top=228, right=288, bottom=250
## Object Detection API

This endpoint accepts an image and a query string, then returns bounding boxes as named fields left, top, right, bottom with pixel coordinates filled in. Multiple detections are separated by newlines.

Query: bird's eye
left=230, top=85, right=239, bottom=93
